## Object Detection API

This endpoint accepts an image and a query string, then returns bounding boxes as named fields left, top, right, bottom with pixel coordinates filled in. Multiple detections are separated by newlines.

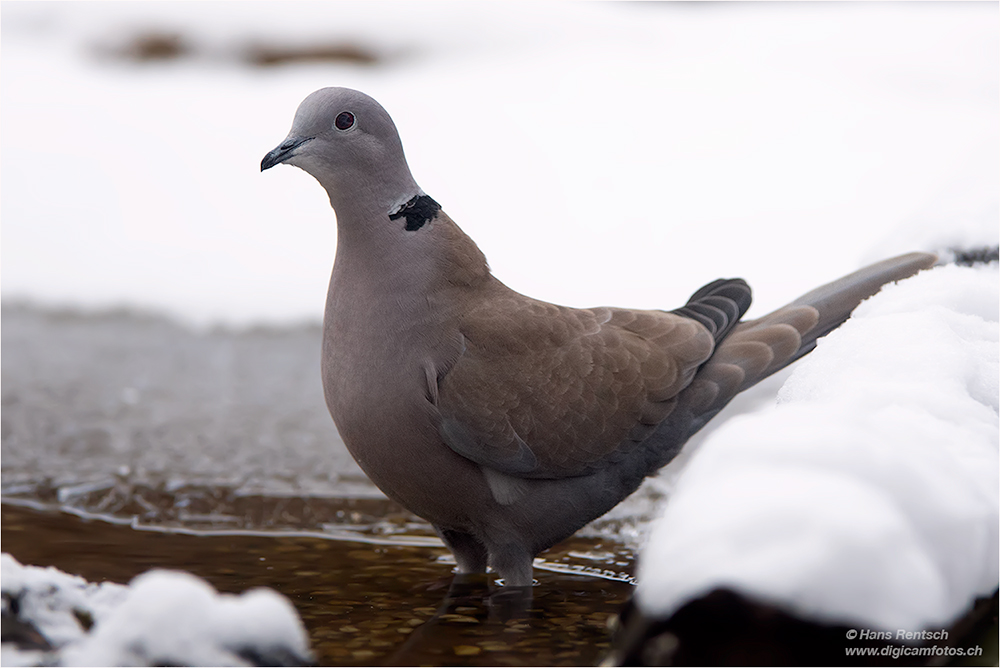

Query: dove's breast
left=319, top=267, right=493, bottom=527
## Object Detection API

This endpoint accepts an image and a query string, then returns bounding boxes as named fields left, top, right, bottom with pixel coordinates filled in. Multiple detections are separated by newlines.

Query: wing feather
left=435, top=291, right=715, bottom=478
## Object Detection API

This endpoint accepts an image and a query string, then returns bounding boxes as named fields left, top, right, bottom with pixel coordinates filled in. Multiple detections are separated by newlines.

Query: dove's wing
left=434, top=279, right=750, bottom=479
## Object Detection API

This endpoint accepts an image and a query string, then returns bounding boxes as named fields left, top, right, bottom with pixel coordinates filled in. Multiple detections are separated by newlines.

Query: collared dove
left=262, top=87, right=936, bottom=587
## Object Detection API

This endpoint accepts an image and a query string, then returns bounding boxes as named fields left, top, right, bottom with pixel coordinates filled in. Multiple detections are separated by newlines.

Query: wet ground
left=2, top=502, right=635, bottom=666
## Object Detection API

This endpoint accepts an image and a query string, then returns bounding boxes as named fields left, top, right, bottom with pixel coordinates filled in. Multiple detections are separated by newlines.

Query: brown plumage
left=262, top=87, right=938, bottom=586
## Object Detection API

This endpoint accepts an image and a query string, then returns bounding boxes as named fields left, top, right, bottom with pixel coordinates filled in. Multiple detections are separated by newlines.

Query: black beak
left=261, top=136, right=314, bottom=171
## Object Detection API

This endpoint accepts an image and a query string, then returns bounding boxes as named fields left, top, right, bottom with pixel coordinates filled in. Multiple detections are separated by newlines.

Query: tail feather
left=785, top=251, right=939, bottom=348
left=672, top=278, right=752, bottom=343
left=685, top=251, right=938, bottom=427
left=640, top=251, right=937, bottom=470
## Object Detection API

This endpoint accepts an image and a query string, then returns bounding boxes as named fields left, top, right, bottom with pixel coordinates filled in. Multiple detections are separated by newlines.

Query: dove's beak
left=261, top=136, right=314, bottom=171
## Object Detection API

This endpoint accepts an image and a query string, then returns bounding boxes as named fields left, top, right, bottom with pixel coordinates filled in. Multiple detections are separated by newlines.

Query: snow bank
left=634, top=262, right=999, bottom=632
left=1, top=554, right=312, bottom=667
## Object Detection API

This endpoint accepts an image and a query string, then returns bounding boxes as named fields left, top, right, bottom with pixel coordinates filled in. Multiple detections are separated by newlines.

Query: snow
left=2, top=2, right=996, bottom=327
left=0, top=553, right=127, bottom=650
left=634, top=263, right=1000, bottom=632
left=1, top=553, right=312, bottom=667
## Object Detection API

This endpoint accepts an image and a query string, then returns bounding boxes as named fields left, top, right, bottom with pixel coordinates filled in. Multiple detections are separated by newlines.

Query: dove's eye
left=335, top=112, right=355, bottom=131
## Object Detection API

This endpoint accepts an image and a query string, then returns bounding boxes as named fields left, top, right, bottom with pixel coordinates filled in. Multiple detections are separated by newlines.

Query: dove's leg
left=435, top=526, right=488, bottom=574
left=487, top=542, right=535, bottom=587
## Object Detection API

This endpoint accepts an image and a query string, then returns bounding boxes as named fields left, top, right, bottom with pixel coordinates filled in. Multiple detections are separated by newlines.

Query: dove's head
left=261, top=87, right=422, bottom=217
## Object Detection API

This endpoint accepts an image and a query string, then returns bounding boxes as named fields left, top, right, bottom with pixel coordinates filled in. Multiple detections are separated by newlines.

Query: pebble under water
left=2, top=503, right=635, bottom=666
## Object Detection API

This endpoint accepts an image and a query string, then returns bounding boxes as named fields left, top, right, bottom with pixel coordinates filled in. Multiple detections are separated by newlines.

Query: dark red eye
left=335, top=111, right=355, bottom=130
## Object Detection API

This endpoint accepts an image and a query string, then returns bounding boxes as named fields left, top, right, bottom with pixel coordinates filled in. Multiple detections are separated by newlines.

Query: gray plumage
left=262, top=87, right=937, bottom=586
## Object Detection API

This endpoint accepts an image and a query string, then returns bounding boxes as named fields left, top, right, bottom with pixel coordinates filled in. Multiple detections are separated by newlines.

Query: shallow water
left=2, top=503, right=634, bottom=666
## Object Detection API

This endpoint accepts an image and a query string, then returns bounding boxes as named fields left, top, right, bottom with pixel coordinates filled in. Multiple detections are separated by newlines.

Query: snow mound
left=1, top=553, right=127, bottom=650
left=1, top=554, right=312, bottom=667
left=635, top=263, right=999, bottom=633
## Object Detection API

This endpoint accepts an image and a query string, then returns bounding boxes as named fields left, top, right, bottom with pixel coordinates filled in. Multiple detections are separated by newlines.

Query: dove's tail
left=641, top=251, right=938, bottom=470
left=684, top=251, right=938, bottom=432
left=671, top=278, right=753, bottom=344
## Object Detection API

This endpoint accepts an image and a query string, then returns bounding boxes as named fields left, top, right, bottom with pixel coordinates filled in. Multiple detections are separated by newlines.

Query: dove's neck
left=329, top=186, right=491, bottom=307
left=319, top=158, right=422, bottom=224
